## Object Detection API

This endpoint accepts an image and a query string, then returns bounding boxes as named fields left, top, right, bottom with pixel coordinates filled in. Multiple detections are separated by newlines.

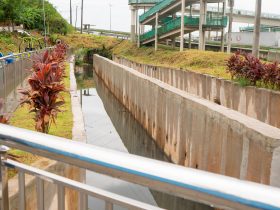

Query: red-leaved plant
left=227, top=51, right=280, bottom=88
left=20, top=44, right=68, bottom=133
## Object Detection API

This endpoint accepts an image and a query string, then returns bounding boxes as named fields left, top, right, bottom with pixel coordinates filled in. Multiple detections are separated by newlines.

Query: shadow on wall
left=94, top=71, right=213, bottom=210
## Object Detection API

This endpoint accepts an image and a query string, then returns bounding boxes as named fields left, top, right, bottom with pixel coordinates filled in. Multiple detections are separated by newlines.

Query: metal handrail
left=0, top=124, right=280, bottom=210
left=129, top=0, right=163, bottom=4
left=5, top=159, right=164, bottom=210
left=140, top=16, right=227, bottom=42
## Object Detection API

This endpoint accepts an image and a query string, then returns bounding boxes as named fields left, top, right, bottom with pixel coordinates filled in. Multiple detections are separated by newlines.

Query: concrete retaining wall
left=113, top=56, right=280, bottom=129
left=94, top=55, right=280, bottom=187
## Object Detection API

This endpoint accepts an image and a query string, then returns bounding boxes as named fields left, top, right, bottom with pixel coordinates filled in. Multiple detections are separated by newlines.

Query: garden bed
left=8, top=63, right=73, bottom=178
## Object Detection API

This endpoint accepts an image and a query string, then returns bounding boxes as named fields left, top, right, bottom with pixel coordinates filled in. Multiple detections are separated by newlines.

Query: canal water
left=75, top=64, right=212, bottom=210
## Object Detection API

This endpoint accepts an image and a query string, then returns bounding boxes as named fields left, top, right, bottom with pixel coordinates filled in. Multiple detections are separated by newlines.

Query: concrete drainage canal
left=74, top=64, right=212, bottom=210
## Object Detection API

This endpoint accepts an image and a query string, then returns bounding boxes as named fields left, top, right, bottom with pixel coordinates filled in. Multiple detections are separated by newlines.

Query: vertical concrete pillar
left=189, top=33, right=192, bottom=49
left=189, top=4, right=192, bottom=50
left=227, top=0, right=234, bottom=54
left=221, top=0, right=226, bottom=52
left=155, top=12, right=159, bottom=51
left=171, top=38, right=176, bottom=48
left=180, top=0, right=186, bottom=52
left=131, top=7, right=136, bottom=43
left=136, top=9, right=141, bottom=48
left=199, top=0, right=206, bottom=50
left=140, top=25, right=145, bottom=34
left=252, top=0, right=262, bottom=58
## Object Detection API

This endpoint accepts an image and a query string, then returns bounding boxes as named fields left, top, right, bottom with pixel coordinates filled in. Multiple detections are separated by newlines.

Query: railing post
left=36, top=177, right=44, bottom=210
left=57, top=185, right=65, bottom=210
left=0, top=145, right=9, bottom=210
left=3, top=64, right=6, bottom=113
left=18, top=171, right=26, bottom=210
left=20, top=54, right=24, bottom=87
left=105, top=201, right=113, bottom=210
left=13, top=62, right=16, bottom=97
left=79, top=192, right=88, bottom=210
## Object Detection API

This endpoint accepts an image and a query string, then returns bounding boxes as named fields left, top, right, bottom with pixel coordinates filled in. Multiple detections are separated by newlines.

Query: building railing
left=140, top=16, right=227, bottom=42
left=191, top=5, right=280, bottom=20
left=129, top=0, right=163, bottom=5
left=0, top=124, right=280, bottom=210
left=139, top=0, right=176, bottom=22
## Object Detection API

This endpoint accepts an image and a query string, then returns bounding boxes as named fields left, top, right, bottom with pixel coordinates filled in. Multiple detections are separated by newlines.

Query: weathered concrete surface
left=94, top=55, right=280, bottom=187
left=8, top=56, right=86, bottom=210
left=113, top=56, right=280, bottom=129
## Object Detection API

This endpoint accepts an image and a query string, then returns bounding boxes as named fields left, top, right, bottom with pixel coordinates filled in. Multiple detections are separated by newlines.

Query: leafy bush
left=227, top=51, right=280, bottom=89
left=20, top=44, right=68, bottom=133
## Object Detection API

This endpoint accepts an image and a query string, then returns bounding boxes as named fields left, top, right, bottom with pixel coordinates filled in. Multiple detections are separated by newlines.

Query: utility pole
left=252, top=0, right=262, bottom=58
left=227, top=0, right=234, bottom=54
left=75, top=6, right=78, bottom=31
left=70, top=0, right=72, bottom=25
left=109, top=3, right=112, bottom=31
left=81, top=0, right=84, bottom=34
left=180, top=0, right=185, bottom=52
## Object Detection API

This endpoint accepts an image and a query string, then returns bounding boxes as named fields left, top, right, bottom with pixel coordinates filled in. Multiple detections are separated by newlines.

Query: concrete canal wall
left=94, top=54, right=280, bottom=187
left=113, top=56, right=280, bottom=130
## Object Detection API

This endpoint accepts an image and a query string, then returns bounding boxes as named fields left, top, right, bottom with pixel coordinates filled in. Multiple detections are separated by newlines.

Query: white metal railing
left=190, top=5, right=280, bottom=20
left=0, top=124, right=280, bottom=210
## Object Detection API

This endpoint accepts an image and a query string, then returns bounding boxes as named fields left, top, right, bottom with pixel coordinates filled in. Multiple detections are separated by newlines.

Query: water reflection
left=75, top=64, right=95, bottom=90
left=78, top=64, right=213, bottom=210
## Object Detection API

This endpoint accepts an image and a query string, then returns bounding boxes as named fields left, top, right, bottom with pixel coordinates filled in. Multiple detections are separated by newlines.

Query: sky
left=48, top=0, right=279, bottom=33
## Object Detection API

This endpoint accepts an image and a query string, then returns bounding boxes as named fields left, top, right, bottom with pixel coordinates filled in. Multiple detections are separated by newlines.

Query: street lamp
left=81, top=0, right=84, bottom=34
left=109, top=3, right=112, bottom=31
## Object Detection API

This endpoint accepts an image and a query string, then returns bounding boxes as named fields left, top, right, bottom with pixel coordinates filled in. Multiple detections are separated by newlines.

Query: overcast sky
left=48, top=0, right=279, bottom=32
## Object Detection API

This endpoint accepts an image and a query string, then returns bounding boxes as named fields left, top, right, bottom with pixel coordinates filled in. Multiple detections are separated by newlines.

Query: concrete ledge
left=95, top=54, right=280, bottom=187
left=113, top=56, right=280, bottom=129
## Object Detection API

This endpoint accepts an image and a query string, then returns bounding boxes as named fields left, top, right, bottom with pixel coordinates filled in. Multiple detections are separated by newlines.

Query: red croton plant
left=20, top=44, right=68, bottom=133
left=227, top=51, right=280, bottom=89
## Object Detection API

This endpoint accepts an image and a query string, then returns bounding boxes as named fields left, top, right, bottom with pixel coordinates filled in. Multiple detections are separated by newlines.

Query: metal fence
left=140, top=16, right=227, bottom=42
left=0, top=49, right=52, bottom=114
left=0, top=124, right=280, bottom=210
left=129, top=0, right=163, bottom=5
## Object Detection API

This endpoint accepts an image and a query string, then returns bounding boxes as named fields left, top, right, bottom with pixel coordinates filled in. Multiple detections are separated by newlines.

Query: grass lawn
left=61, top=34, right=231, bottom=79
left=59, top=33, right=120, bottom=50
left=112, top=41, right=231, bottom=80
left=8, top=63, right=73, bottom=178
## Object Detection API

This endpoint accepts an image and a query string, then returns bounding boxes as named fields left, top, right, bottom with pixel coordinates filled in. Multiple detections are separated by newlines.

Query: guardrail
left=0, top=124, right=280, bottom=210
left=0, top=52, right=32, bottom=113
left=139, top=0, right=175, bottom=22
left=191, top=5, right=280, bottom=20
left=140, top=16, right=227, bottom=42
left=0, top=48, right=51, bottom=114
left=129, top=0, right=163, bottom=4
